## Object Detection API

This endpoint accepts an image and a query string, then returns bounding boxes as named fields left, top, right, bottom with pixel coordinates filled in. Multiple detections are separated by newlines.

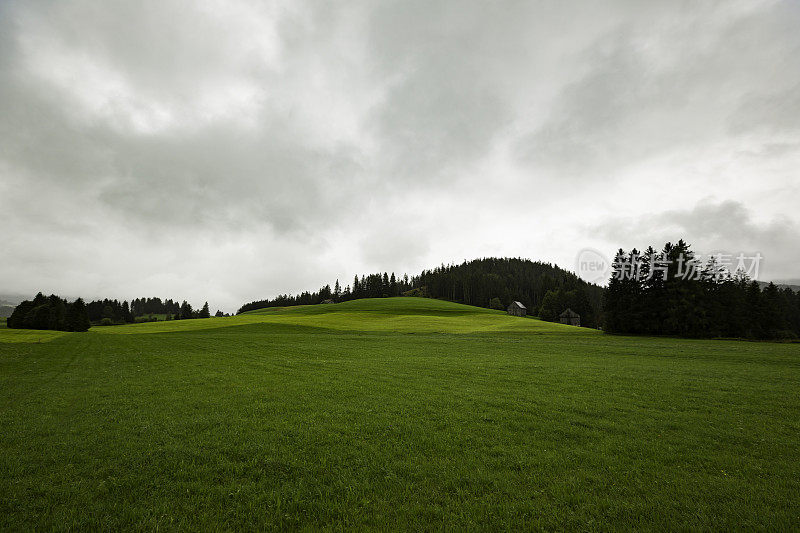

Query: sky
left=1, top=0, right=799, bottom=312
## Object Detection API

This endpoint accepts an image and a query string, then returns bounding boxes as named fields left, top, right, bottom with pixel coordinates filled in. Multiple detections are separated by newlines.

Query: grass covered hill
left=239, top=257, right=605, bottom=326
left=1, top=297, right=799, bottom=529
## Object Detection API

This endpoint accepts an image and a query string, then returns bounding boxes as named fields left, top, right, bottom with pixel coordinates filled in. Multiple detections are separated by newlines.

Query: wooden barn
left=559, top=308, right=580, bottom=326
left=507, top=301, right=527, bottom=317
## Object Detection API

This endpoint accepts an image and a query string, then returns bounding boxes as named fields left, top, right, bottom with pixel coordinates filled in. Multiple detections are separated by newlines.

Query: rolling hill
left=758, top=280, right=800, bottom=292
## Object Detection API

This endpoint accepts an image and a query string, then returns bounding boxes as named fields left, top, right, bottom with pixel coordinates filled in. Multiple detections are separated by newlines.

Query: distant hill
left=0, top=296, right=19, bottom=318
left=239, top=257, right=605, bottom=327
left=757, top=281, right=800, bottom=292
left=0, top=295, right=27, bottom=318
left=413, top=258, right=604, bottom=327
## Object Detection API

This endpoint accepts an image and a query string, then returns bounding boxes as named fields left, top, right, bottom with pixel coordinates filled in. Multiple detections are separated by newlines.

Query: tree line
left=237, top=257, right=604, bottom=327
left=86, top=297, right=219, bottom=325
left=8, top=294, right=223, bottom=331
left=13, top=245, right=797, bottom=340
left=237, top=272, right=413, bottom=313
left=604, top=240, right=800, bottom=340
left=7, top=293, right=90, bottom=331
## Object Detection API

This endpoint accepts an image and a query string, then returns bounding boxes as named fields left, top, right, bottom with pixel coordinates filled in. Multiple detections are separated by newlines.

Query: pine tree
left=319, top=284, right=332, bottom=301
left=66, top=298, right=91, bottom=332
left=121, top=301, right=133, bottom=323
left=7, top=299, right=34, bottom=329
left=199, top=302, right=210, bottom=319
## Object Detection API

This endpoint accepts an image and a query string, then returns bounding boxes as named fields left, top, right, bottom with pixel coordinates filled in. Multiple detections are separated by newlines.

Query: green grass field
left=1, top=297, right=798, bottom=529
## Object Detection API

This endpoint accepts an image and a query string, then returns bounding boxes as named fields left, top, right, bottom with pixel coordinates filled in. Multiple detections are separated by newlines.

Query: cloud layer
left=2, top=0, right=799, bottom=310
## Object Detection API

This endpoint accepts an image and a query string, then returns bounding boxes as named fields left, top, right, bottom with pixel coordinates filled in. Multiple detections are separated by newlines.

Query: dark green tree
left=488, top=297, right=504, bottom=310
left=66, top=298, right=91, bottom=332
left=7, top=300, right=34, bottom=329
left=538, top=290, right=560, bottom=321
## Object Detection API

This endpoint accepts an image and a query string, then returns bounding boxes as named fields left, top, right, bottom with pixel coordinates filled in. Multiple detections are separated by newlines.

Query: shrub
left=403, top=286, right=429, bottom=298
left=489, top=297, right=504, bottom=310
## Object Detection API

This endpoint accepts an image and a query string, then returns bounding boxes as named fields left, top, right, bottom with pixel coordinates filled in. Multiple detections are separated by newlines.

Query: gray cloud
left=595, top=199, right=800, bottom=281
left=518, top=1, right=800, bottom=179
left=1, top=1, right=799, bottom=310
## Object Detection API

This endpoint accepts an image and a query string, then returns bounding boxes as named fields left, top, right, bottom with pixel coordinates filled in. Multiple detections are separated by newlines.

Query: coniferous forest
left=7, top=293, right=90, bottom=332
left=84, top=297, right=217, bottom=324
left=7, top=294, right=219, bottom=331
left=604, top=240, right=800, bottom=340
left=238, top=249, right=799, bottom=340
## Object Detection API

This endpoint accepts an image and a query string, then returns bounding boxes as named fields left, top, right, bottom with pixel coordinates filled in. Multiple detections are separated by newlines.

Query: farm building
left=559, top=308, right=580, bottom=326
left=507, top=301, right=526, bottom=317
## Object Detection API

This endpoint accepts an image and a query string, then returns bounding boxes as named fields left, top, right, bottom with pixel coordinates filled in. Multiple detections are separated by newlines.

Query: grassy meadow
left=0, top=297, right=798, bottom=529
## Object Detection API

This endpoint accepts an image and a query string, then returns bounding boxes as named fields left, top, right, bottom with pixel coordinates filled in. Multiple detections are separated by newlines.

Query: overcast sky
left=1, top=1, right=799, bottom=311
